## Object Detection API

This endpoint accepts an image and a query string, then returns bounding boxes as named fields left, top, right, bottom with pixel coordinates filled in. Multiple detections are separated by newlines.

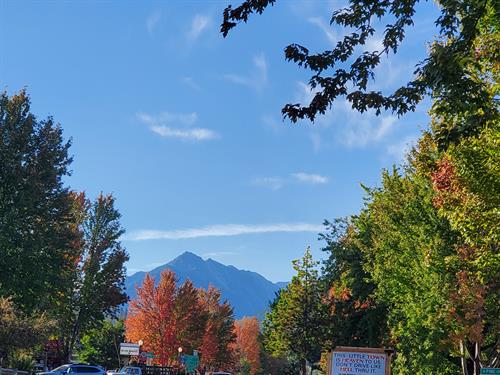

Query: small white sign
left=331, top=351, right=387, bottom=375
left=120, top=343, right=140, bottom=356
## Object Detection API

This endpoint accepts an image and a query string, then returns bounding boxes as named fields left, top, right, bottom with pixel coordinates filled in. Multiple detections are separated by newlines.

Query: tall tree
left=0, top=90, right=77, bottom=312
left=234, top=317, right=261, bottom=375
left=58, top=193, right=129, bottom=361
left=263, top=248, right=326, bottom=375
left=319, top=219, right=387, bottom=349
left=221, top=0, right=498, bottom=147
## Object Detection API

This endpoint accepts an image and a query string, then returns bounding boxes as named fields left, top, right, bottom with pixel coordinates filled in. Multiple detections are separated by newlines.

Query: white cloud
left=137, top=111, right=198, bottom=126
left=202, top=251, right=237, bottom=258
left=308, top=17, right=336, bottom=45
left=146, top=11, right=161, bottom=34
left=292, top=82, right=399, bottom=149
left=126, top=223, right=324, bottom=241
left=137, top=111, right=218, bottom=142
left=252, top=177, right=284, bottom=191
left=150, top=125, right=218, bottom=141
left=292, top=172, right=329, bottom=184
left=181, top=76, right=201, bottom=91
left=187, top=14, right=211, bottom=40
left=224, top=53, right=268, bottom=92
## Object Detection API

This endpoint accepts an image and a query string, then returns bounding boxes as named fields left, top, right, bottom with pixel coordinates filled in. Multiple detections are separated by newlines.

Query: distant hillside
left=125, top=251, right=287, bottom=319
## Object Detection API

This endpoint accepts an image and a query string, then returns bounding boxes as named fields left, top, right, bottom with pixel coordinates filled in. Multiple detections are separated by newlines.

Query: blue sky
left=1, top=0, right=439, bottom=282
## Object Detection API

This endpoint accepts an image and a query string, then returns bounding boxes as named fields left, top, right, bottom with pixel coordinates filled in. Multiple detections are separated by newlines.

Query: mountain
left=125, top=251, right=287, bottom=319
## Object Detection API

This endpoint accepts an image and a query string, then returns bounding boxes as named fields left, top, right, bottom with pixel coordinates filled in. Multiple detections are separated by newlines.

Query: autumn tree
left=234, top=317, right=261, bottom=375
left=199, top=286, right=237, bottom=371
left=126, top=270, right=178, bottom=365
left=58, top=193, right=129, bottom=361
left=0, top=90, right=77, bottom=312
left=175, top=280, right=208, bottom=354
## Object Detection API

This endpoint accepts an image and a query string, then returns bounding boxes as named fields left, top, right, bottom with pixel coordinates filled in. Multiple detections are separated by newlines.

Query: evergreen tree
left=263, top=248, right=326, bottom=375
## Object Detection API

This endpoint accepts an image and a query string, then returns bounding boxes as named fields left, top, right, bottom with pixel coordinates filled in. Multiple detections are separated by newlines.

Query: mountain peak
left=172, top=251, right=204, bottom=262
left=126, top=251, right=287, bottom=319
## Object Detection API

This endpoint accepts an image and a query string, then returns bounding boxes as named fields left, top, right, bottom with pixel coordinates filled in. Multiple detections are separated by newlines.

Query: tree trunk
left=460, top=340, right=469, bottom=375
left=301, top=359, right=307, bottom=375
left=472, top=341, right=481, bottom=375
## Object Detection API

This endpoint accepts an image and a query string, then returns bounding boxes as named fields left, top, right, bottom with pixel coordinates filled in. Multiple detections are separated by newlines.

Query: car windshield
left=51, top=366, right=69, bottom=373
left=120, top=368, right=139, bottom=375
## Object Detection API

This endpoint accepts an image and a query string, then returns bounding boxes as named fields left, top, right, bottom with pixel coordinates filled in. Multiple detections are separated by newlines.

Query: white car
left=106, top=367, right=142, bottom=375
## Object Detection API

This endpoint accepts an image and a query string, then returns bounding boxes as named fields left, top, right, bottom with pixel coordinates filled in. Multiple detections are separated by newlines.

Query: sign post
left=120, top=343, right=140, bottom=356
left=480, top=370, right=500, bottom=375
left=327, top=346, right=392, bottom=375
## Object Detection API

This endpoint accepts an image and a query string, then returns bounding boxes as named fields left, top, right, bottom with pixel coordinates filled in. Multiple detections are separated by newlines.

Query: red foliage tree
left=125, top=270, right=178, bottom=365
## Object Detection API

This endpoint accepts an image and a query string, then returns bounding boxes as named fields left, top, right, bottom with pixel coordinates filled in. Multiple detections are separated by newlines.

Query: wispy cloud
left=224, top=53, right=268, bottom=92
left=181, top=76, right=201, bottom=91
left=253, top=172, right=329, bottom=189
left=252, top=177, right=284, bottom=191
left=137, top=111, right=218, bottom=141
left=138, top=112, right=198, bottom=126
left=187, top=14, right=211, bottom=40
left=126, top=223, right=324, bottom=241
left=146, top=11, right=161, bottom=34
left=292, top=172, right=329, bottom=184
left=308, top=17, right=336, bottom=44
left=293, top=81, right=399, bottom=149
left=150, top=126, right=218, bottom=141
left=203, top=251, right=237, bottom=258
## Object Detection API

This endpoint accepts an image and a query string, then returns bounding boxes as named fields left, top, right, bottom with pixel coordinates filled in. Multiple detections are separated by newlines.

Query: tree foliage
left=319, top=219, right=387, bottom=350
left=234, top=317, right=261, bottom=375
left=77, top=320, right=125, bottom=370
left=221, top=0, right=499, bottom=147
left=126, top=271, right=236, bottom=370
left=0, top=297, right=55, bottom=364
left=262, top=248, right=326, bottom=375
left=0, top=90, right=77, bottom=312
left=58, top=193, right=129, bottom=361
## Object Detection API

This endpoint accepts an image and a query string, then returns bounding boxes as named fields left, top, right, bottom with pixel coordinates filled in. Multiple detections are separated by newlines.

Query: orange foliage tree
left=233, top=317, right=261, bottom=375
left=126, top=270, right=178, bottom=365
left=126, top=272, right=236, bottom=370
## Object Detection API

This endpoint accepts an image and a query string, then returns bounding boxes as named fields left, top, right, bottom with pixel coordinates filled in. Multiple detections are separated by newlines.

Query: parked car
left=106, top=367, right=141, bottom=375
left=37, top=364, right=105, bottom=375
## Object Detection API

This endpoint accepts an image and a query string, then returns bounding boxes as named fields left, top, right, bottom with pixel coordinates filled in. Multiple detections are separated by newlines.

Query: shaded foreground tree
left=319, top=219, right=387, bottom=350
left=0, top=297, right=54, bottom=366
left=221, top=0, right=499, bottom=147
left=0, top=90, right=77, bottom=312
